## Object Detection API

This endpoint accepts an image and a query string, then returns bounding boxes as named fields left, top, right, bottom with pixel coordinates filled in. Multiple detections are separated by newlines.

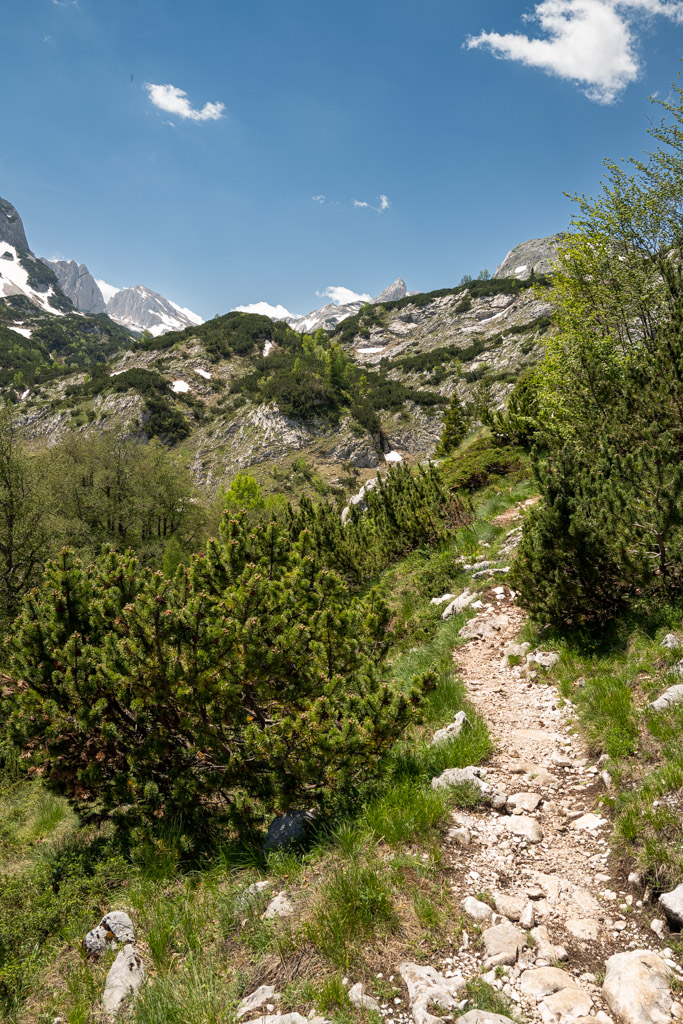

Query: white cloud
left=316, top=286, right=372, bottom=306
left=232, top=301, right=296, bottom=320
left=466, top=0, right=683, bottom=104
left=145, top=83, right=225, bottom=122
left=312, top=195, right=326, bottom=204
left=352, top=195, right=391, bottom=212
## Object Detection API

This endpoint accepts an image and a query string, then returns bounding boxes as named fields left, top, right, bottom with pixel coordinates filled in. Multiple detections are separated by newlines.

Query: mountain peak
left=373, top=278, right=407, bottom=304
left=0, top=197, right=30, bottom=252
left=43, top=259, right=107, bottom=315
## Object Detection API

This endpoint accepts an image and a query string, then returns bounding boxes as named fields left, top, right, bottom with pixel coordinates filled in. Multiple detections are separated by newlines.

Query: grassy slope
left=0, top=466, right=534, bottom=1024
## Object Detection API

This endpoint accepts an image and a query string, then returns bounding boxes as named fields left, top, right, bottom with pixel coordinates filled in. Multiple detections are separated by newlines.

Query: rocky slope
left=493, top=234, right=564, bottom=279
left=287, top=278, right=410, bottom=334
left=1, top=204, right=559, bottom=494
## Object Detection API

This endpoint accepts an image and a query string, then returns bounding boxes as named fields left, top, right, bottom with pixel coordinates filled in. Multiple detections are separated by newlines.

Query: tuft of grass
left=459, top=978, right=519, bottom=1020
left=306, top=860, right=398, bottom=969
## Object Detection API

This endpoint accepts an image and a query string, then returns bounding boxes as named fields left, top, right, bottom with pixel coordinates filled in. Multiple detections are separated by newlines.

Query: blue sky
left=3, top=1, right=683, bottom=320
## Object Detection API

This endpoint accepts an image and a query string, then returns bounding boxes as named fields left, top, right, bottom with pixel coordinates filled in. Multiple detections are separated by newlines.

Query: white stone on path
left=503, top=815, right=543, bottom=844
left=264, top=893, right=294, bottom=919
left=399, top=962, right=465, bottom=1024
left=571, top=813, right=607, bottom=831
left=602, top=950, right=673, bottom=1024
left=507, top=792, right=542, bottom=813
left=659, top=883, right=683, bottom=930
left=462, top=896, right=494, bottom=924
left=348, top=983, right=380, bottom=1012
left=565, top=918, right=601, bottom=941
left=540, top=987, right=593, bottom=1024
left=520, top=967, right=579, bottom=1000
left=442, top=589, right=477, bottom=620
left=482, top=921, right=525, bottom=967
left=237, top=987, right=282, bottom=1020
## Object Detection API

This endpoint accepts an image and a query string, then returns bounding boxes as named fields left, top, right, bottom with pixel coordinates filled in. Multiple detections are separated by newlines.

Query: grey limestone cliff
left=0, top=197, right=30, bottom=252
left=493, top=234, right=565, bottom=280
left=373, top=278, right=408, bottom=304
left=43, top=259, right=107, bottom=314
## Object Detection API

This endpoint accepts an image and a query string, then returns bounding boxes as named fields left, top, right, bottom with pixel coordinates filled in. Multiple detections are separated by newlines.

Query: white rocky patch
left=263, top=340, right=274, bottom=357
left=384, top=450, right=403, bottom=463
left=170, top=380, right=190, bottom=394
left=357, top=346, right=385, bottom=354
left=195, top=367, right=212, bottom=379
left=10, top=325, right=31, bottom=338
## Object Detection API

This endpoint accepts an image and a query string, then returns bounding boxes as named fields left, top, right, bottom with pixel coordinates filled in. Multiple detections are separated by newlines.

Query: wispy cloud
left=51, top=0, right=79, bottom=6
left=316, top=286, right=372, bottom=306
left=466, top=0, right=683, bottom=104
left=313, top=194, right=391, bottom=212
left=145, top=83, right=225, bottom=122
left=352, top=194, right=391, bottom=212
left=232, top=301, right=296, bottom=320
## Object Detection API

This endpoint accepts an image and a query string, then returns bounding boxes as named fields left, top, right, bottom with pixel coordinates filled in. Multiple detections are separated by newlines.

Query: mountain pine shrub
left=2, top=512, right=429, bottom=839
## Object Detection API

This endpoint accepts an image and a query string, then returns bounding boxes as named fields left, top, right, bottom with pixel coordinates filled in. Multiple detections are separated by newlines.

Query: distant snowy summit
left=0, top=194, right=203, bottom=337
left=45, top=260, right=203, bottom=337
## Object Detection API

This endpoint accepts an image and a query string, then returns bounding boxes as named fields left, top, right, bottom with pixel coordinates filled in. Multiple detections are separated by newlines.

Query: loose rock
left=540, top=987, right=593, bottom=1024
left=348, top=983, right=380, bottom=1012
left=602, top=950, right=673, bottom=1024
left=463, top=896, right=494, bottom=924
left=482, top=921, right=525, bottom=967
left=264, top=893, right=294, bottom=919
left=658, top=884, right=683, bottom=931
left=237, top=987, right=282, bottom=1020
left=503, top=815, right=544, bottom=844
left=399, top=962, right=465, bottom=1024
left=649, top=685, right=683, bottom=713
left=520, top=967, right=579, bottom=1000
left=430, top=711, right=470, bottom=747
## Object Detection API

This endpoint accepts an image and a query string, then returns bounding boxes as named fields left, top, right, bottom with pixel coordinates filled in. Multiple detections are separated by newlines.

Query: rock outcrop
left=493, top=234, right=565, bottom=279
left=0, top=197, right=29, bottom=251
left=43, top=259, right=107, bottom=314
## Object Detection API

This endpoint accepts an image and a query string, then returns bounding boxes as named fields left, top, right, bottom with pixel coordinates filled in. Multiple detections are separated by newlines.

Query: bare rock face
left=602, top=950, right=673, bottom=1024
left=374, top=278, right=408, bottom=304
left=493, top=234, right=565, bottom=280
left=44, top=259, right=107, bottom=314
left=0, top=197, right=29, bottom=251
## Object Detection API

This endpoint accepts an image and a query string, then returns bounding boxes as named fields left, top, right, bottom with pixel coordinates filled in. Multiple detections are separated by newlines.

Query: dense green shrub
left=440, top=438, right=524, bottom=492
left=3, top=514, right=428, bottom=837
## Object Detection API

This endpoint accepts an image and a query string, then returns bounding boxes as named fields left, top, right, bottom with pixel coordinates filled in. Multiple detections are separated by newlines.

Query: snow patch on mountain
left=95, top=279, right=121, bottom=305
left=0, top=243, right=67, bottom=315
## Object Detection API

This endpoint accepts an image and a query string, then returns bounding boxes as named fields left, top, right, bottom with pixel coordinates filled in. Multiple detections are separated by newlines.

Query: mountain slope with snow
left=105, top=285, right=203, bottom=337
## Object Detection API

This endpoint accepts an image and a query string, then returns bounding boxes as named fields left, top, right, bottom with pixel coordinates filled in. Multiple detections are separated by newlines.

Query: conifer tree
left=435, top=393, right=469, bottom=457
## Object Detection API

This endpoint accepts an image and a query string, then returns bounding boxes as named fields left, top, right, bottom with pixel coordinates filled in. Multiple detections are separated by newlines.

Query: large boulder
left=658, top=883, right=683, bottom=930
left=602, top=950, right=673, bottom=1024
